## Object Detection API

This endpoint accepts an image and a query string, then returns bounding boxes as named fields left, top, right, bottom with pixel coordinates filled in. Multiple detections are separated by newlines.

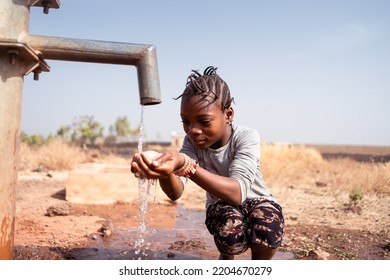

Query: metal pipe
left=0, top=0, right=162, bottom=259
left=21, top=34, right=161, bottom=105
left=0, top=58, right=22, bottom=261
left=0, top=0, right=30, bottom=260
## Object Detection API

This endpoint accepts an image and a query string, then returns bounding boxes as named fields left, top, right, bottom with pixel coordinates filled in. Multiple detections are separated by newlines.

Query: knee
left=214, top=227, right=249, bottom=255
left=217, top=242, right=248, bottom=255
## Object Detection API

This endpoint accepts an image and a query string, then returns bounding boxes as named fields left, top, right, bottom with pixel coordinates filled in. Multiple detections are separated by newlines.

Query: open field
left=13, top=140, right=390, bottom=260
left=304, top=144, right=390, bottom=162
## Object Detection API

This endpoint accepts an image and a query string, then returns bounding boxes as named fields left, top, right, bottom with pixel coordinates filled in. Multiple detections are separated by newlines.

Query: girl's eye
left=200, top=120, right=211, bottom=126
left=181, top=120, right=190, bottom=126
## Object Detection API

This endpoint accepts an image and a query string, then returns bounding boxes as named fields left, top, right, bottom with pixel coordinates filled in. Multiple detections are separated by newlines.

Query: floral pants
left=205, top=198, right=285, bottom=256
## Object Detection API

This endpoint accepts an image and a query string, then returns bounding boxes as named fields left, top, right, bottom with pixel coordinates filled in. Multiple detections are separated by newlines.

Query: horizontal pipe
left=20, top=33, right=161, bottom=105
left=21, top=34, right=152, bottom=64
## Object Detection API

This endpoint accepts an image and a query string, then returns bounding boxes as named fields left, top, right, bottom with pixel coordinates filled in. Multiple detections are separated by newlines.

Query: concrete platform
left=66, top=163, right=160, bottom=204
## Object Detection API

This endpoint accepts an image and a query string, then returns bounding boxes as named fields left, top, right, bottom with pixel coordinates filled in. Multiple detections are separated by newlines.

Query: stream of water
left=133, top=105, right=156, bottom=259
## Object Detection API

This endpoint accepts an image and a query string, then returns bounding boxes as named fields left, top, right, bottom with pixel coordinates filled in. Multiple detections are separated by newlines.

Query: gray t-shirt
left=179, top=124, right=277, bottom=209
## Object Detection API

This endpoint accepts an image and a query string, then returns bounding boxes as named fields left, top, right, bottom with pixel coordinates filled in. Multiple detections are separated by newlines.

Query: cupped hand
left=130, top=151, right=184, bottom=180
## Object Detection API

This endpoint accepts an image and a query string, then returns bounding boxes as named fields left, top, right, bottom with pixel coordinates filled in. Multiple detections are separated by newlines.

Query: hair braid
left=175, top=66, right=234, bottom=110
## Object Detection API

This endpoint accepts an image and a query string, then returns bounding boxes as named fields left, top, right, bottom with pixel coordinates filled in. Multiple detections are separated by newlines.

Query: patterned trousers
left=205, top=198, right=285, bottom=255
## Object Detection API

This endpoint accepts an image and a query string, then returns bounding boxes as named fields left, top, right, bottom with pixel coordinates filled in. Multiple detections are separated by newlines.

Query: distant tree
left=20, top=131, right=30, bottom=144
left=105, top=124, right=117, bottom=145
left=45, top=133, right=56, bottom=143
left=71, top=115, right=104, bottom=147
left=115, top=116, right=132, bottom=137
left=20, top=131, right=44, bottom=145
left=112, top=115, right=140, bottom=142
left=108, top=124, right=116, bottom=136
left=56, top=125, right=71, bottom=141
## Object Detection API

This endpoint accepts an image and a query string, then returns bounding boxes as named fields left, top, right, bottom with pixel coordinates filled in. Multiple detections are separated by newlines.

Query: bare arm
left=152, top=152, right=242, bottom=205
left=131, top=151, right=242, bottom=204
left=158, top=164, right=242, bottom=205
left=158, top=173, right=184, bottom=201
left=190, top=166, right=242, bottom=206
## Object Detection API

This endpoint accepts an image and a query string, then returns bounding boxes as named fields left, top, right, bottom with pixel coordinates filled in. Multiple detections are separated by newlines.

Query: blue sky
left=22, top=0, right=390, bottom=146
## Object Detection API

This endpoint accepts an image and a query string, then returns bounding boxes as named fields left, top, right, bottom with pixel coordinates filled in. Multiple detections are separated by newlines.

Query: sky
left=22, top=0, right=390, bottom=146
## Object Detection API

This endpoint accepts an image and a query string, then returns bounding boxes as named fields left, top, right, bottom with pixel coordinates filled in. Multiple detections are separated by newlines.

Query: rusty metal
left=21, top=34, right=161, bottom=105
left=0, top=41, right=51, bottom=76
left=0, top=0, right=161, bottom=259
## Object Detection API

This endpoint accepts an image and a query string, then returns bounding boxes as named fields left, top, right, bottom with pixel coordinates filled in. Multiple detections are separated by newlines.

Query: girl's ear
left=225, top=107, right=234, bottom=123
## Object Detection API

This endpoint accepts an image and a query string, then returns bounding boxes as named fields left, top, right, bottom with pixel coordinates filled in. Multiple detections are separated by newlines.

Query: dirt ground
left=13, top=157, right=390, bottom=260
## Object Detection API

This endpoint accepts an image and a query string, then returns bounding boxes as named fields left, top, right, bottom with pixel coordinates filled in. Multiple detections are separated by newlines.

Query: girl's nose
left=188, top=125, right=202, bottom=135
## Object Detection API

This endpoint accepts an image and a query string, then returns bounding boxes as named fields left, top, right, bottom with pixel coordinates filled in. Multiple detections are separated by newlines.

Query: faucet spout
left=21, top=34, right=162, bottom=105
left=137, top=45, right=161, bottom=105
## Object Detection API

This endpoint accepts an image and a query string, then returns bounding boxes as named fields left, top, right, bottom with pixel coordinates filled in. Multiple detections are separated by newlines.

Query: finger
left=130, top=161, right=140, bottom=173
left=150, top=153, right=172, bottom=168
left=135, top=155, right=164, bottom=179
left=132, top=153, right=151, bottom=172
left=130, top=162, right=144, bottom=178
left=139, top=152, right=154, bottom=166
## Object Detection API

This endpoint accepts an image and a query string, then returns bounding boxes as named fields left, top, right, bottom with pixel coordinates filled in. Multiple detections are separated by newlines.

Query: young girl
left=130, top=66, right=284, bottom=260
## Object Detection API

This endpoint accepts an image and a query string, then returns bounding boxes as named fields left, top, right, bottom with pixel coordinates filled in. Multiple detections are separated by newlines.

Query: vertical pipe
left=137, top=46, right=161, bottom=105
left=0, top=0, right=29, bottom=260
left=0, top=0, right=162, bottom=259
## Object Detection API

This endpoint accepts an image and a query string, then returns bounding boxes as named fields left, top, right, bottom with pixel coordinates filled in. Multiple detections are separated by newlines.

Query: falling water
left=134, top=105, right=155, bottom=259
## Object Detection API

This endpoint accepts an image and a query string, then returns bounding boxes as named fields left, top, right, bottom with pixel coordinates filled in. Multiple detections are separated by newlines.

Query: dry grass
left=93, top=153, right=130, bottom=165
left=261, top=144, right=323, bottom=183
left=321, top=158, right=390, bottom=194
left=19, top=139, right=88, bottom=171
left=261, top=144, right=390, bottom=195
left=19, top=141, right=390, bottom=195
left=19, top=142, right=39, bottom=171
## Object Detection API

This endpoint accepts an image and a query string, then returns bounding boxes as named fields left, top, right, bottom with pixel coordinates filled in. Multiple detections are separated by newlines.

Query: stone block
left=66, top=163, right=139, bottom=204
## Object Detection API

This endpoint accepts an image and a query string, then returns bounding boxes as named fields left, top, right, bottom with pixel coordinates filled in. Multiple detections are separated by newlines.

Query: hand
left=130, top=152, right=150, bottom=179
left=130, top=151, right=184, bottom=180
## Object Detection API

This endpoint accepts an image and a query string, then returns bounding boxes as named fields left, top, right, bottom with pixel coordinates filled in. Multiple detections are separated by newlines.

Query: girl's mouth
left=192, top=138, right=207, bottom=147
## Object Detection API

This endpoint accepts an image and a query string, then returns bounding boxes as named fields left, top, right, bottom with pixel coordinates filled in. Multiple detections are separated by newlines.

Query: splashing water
left=134, top=106, right=156, bottom=259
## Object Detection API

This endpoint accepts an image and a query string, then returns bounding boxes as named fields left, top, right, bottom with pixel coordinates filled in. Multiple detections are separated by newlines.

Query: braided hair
left=175, top=66, right=234, bottom=111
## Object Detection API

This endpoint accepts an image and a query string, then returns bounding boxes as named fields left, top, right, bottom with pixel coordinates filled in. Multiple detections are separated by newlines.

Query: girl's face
left=180, top=94, right=234, bottom=149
